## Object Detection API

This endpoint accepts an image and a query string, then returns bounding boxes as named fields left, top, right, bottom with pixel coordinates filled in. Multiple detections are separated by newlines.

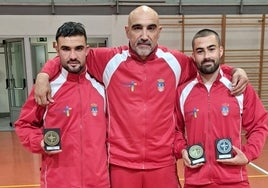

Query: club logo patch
left=123, top=81, right=137, bottom=92
left=221, top=104, right=229, bottom=116
left=157, top=79, right=165, bottom=92
left=63, top=106, right=72, bottom=117
left=192, top=107, right=199, bottom=118
left=91, top=103, right=98, bottom=116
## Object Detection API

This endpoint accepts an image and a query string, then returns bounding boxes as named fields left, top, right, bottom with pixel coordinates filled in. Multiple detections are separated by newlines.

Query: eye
left=196, top=49, right=204, bottom=54
left=147, top=25, right=157, bottom=31
left=132, top=25, right=142, bottom=31
left=61, top=46, right=70, bottom=51
left=208, top=47, right=216, bottom=52
left=75, top=46, right=85, bottom=51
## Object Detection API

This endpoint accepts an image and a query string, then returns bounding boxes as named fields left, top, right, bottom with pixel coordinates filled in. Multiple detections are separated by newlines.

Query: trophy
left=215, top=138, right=232, bottom=159
left=187, top=144, right=206, bottom=165
left=44, top=128, right=61, bottom=151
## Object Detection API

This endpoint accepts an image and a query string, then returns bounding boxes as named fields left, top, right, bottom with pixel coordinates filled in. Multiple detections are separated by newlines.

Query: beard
left=135, top=46, right=152, bottom=57
left=63, top=60, right=84, bottom=74
left=65, top=66, right=83, bottom=73
left=198, top=59, right=220, bottom=74
left=134, top=40, right=153, bottom=58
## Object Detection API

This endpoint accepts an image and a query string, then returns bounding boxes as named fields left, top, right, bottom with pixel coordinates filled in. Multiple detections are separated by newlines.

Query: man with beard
left=174, top=29, right=268, bottom=188
left=34, top=6, right=248, bottom=188
left=15, top=22, right=109, bottom=188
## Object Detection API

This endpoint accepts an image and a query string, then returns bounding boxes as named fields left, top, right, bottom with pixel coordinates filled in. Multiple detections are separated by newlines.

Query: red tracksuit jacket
left=175, top=69, right=268, bottom=186
left=15, top=68, right=109, bottom=188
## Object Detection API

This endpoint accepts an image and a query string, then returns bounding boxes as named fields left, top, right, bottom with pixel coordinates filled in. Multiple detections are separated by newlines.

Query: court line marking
left=248, top=175, right=268, bottom=178
left=249, top=162, right=268, bottom=175
left=2, top=162, right=267, bottom=187
left=0, top=185, right=39, bottom=188
left=178, top=174, right=268, bottom=181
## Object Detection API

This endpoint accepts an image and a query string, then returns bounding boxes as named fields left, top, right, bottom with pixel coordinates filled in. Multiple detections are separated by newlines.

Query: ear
left=85, top=45, right=90, bottom=55
left=55, top=43, right=60, bottom=55
left=219, top=45, right=224, bottom=57
left=125, top=25, right=130, bottom=38
left=191, top=52, right=195, bottom=62
left=158, top=26, right=162, bottom=32
left=53, top=42, right=59, bottom=54
left=157, top=26, right=162, bottom=39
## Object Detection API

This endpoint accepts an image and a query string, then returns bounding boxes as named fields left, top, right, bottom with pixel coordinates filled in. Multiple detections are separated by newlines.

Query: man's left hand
left=231, top=68, right=249, bottom=96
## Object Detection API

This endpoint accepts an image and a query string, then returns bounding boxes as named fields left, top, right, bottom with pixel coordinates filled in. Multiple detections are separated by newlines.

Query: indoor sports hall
left=0, top=1, right=268, bottom=188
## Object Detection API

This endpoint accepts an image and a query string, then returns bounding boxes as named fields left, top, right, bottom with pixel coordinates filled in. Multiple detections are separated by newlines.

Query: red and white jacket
left=174, top=69, right=268, bottom=186
left=42, top=45, right=233, bottom=170
left=15, top=68, right=109, bottom=188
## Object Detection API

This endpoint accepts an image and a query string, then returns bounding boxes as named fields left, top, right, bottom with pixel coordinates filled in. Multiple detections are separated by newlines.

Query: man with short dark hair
left=15, top=22, right=109, bottom=188
left=174, top=28, right=268, bottom=188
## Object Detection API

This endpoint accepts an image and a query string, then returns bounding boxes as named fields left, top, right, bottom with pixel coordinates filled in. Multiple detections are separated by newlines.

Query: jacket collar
left=196, top=68, right=224, bottom=84
left=60, top=66, right=87, bottom=82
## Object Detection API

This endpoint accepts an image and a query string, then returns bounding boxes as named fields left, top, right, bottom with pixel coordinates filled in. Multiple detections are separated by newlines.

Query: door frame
left=3, top=37, right=33, bottom=125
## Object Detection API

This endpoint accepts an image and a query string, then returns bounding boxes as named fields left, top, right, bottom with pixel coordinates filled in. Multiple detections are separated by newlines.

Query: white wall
left=0, top=14, right=266, bottom=49
left=0, top=15, right=129, bottom=46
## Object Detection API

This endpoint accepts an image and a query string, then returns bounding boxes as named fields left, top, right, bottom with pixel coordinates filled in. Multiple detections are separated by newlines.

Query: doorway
left=4, top=38, right=27, bottom=126
left=31, top=43, right=47, bottom=83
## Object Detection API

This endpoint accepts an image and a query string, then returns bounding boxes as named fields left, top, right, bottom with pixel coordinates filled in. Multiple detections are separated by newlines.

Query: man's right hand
left=182, top=149, right=204, bottom=169
left=34, top=73, right=54, bottom=105
left=41, top=139, right=62, bottom=155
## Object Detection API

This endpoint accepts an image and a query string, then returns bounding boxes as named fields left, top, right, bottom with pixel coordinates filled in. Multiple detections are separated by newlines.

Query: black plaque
left=187, top=144, right=206, bottom=165
left=44, top=128, right=61, bottom=151
left=216, top=138, right=232, bottom=159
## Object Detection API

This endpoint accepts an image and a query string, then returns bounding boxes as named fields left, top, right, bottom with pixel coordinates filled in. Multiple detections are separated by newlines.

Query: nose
left=141, top=28, right=149, bottom=40
left=69, top=49, right=77, bottom=60
left=204, top=50, right=210, bottom=59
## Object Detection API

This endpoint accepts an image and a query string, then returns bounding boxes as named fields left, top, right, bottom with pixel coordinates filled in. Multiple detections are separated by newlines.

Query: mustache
left=201, top=58, right=215, bottom=64
left=67, top=60, right=80, bottom=64
left=137, top=40, right=151, bottom=45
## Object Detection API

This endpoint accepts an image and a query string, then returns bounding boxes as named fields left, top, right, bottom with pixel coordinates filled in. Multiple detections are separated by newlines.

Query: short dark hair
left=192, top=28, right=221, bottom=49
left=55, top=21, right=87, bottom=42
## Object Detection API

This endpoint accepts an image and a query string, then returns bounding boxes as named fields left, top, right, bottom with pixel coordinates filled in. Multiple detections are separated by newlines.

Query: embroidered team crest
left=192, top=107, right=199, bottom=118
left=123, top=81, right=137, bottom=92
left=130, top=81, right=137, bottom=92
left=91, top=103, right=98, bottom=116
left=63, top=106, right=72, bottom=117
left=157, top=79, right=165, bottom=92
left=221, top=104, right=229, bottom=116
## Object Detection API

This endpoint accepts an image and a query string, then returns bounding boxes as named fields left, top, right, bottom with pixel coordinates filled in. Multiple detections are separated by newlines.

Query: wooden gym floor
left=0, top=130, right=267, bottom=188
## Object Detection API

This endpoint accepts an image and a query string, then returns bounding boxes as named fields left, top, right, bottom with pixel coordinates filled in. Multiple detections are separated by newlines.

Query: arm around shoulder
left=34, top=72, right=53, bottom=105
left=34, top=57, right=61, bottom=105
left=221, top=64, right=249, bottom=95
